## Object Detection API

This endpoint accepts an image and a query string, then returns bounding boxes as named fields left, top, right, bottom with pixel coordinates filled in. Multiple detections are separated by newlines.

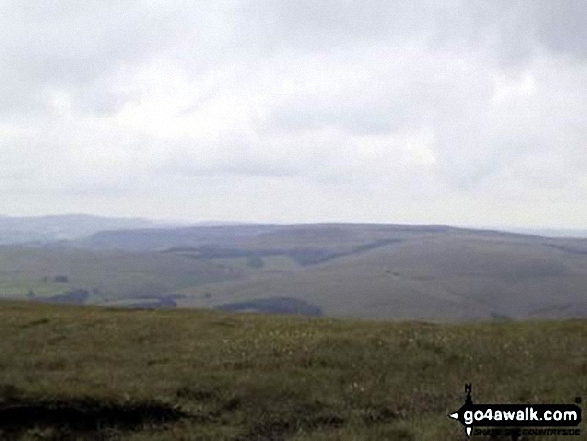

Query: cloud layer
left=0, top=0, right=585, bottom=226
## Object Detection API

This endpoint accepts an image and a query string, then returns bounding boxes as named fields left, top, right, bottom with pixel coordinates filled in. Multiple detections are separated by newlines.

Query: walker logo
left=448, top=384, right=582, bottom=438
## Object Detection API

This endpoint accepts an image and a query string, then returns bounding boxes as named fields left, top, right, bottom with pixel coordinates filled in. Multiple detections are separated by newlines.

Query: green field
left=3, top=224, right=587, bottom=320
left=0, top=246, right=241, bottom=303
left=0, top=301, right=584, bottom=440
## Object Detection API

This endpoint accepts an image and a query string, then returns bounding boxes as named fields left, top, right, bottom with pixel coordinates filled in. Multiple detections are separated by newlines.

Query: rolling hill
left=1, top=222, right=586, bottom=320
left=177, top=230, right=587, bottom=320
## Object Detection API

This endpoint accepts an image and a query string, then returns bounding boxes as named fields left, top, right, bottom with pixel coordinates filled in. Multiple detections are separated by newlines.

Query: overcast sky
left=1, top=1, right=586, bottom=227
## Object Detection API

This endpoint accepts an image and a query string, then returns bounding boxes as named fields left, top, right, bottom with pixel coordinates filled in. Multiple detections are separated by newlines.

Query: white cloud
left=0, top=0, right=585, bottom=227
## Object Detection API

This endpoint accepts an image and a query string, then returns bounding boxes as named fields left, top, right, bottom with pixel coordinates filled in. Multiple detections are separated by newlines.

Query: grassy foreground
left=0, top=301, right=585, bottom=440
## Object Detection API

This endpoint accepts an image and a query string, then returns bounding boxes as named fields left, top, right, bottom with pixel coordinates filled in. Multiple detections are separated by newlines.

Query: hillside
left=2, top=223, right=587, bottom=319
left=0, top=301, right=584, bottom=440
left=0, top=247, right=241, bottom=305
left=181, top=230, right=587, bottom=320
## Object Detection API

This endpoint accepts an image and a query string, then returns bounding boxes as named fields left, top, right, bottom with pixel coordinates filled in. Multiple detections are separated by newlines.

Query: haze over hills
left=0, top=214, right=157, bottom=245
left=500, top=227, right=587, bottom=239
left=1, top=214, right=585, bottom=247
left=0, top=215, right=586, bottom=320
left=0, top=214, right=261, bottom=246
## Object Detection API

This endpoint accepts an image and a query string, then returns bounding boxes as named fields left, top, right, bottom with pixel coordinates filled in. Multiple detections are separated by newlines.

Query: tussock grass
left=0, top=301, right=585, bottom=440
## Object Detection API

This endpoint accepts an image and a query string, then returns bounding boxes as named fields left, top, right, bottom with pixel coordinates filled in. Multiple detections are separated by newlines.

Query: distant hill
left=74, top=224, right=281, bottom=251
left=76, top=223, right=471, bottom=251
left=500, top=227, right=587, bottom=238
left=1, top=221, right=587, bottom=320
left=186, top=230, right=587, bottom=320
left=0, top=214, right=156, bottom=245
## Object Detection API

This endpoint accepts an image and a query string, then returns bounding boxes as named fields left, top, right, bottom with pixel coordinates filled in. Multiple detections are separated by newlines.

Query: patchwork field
left=0, top=246, right=241, bottom=304
left=2, top=224, right=587, bottom=320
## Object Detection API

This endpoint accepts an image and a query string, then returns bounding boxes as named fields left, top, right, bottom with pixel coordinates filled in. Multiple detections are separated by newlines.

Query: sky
left=0, top=0, right=586, bottom=228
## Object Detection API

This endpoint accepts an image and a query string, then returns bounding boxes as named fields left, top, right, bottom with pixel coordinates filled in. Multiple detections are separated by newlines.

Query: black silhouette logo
left=448, top=384, right=582, bottom=438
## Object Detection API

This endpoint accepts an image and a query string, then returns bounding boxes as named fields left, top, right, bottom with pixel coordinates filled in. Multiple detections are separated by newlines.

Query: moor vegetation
left=0, top=301, right=584, bottom=440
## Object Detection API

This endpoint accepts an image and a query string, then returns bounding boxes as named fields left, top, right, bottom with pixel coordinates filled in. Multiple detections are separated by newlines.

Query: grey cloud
left=241, top=0, right=587, bottom=64
left=265, top=49, right=493, bottom=137
left=242, top=0, right=455, bottom=49
left=0, top=1, right=585, bottom=226
left=2, top=0, right=584, bottom=120
left=268, top=107, right=396, bottom=136
left=456, top=0, right=587, bottom=62
left=72, top=86, right=141, bottom=117
left=535, top=0, right=587, bottom=57
left=0, top=1, right=236, bottom=117
left=161, top=138, right=306, bottom=179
